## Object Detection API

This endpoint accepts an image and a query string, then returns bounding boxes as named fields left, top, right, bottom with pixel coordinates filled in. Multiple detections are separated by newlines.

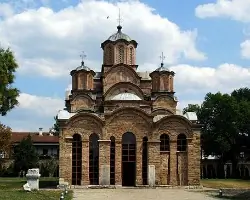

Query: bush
left=0, top=163, right=18, bottom=177
left=40, top=158, right=58, bottom=177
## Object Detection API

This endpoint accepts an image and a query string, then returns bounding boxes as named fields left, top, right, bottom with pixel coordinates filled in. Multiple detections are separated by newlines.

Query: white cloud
left=0, top=3, right=14, bottom=18
left=240, top=40, right=250, bottom=58
left=17, top=93, right=64, bottom=116
left=0, top=0, right=206, bottom=78
left=173, top=63, right=250, bottom=95
left=195, top=0, right=250, bottom=23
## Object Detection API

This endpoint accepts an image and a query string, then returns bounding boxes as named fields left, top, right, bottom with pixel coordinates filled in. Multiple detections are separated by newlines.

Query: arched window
left=129, top=47, right=133, bottom=65
left=110, top=136, right=115, bottom=185
left=117, top=45, right=124, bottom=64
left=72, top=134, right=82, bottom=185
left=142, top=136, right=148, bottom=185
left=160, top=134, right=170, bottom=151
left=78, top=73, right=86, bottom=89
left=106, top=45, right=112, bottom=64
left=89, top=133, right=99, bottom=185
left=177, top=134, right=187, bottom=151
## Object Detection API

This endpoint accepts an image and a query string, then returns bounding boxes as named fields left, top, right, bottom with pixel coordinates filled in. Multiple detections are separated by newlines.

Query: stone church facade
left=57, top=24, right=201, bottom=187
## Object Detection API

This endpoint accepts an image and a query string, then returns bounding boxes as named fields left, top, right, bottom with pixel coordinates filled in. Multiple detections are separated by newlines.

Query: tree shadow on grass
left=39, top=179, right=59, bottom=189
left=207, top=189, right=250, bottom=200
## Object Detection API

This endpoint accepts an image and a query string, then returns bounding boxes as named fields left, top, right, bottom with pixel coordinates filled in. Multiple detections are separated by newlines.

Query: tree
left=0, top=47, right=20, bottom=116
left=13, top=134, right=39, bottom=173
left=0, top=123, right=11, bottom=167
left=182, top=104, right=200, bottom=115
left=52, top=115, right=59, bottom=136
left=198, top=90, right=250, bottom=178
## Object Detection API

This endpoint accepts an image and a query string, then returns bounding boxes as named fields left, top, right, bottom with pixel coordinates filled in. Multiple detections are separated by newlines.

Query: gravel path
left=73, top=188, right=219, bottom=200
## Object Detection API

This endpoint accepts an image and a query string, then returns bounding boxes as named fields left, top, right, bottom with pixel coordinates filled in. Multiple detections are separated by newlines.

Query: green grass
left=0, top=177, right=73, bottom=200
left=201, top=179, right=250, bottom=189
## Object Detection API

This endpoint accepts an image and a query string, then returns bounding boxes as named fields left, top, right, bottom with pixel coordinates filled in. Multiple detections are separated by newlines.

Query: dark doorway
left=110, top=136, right=116, bottom=185
left=89, top=133, right=99, bottom=185
left=72, top=134, right=82, bottom=185
left=122, top=132, right=136, bottom=186
left=142, top=137, right=148, bottom=185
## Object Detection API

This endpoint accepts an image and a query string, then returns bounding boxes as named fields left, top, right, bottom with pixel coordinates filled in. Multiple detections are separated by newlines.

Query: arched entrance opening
left=89, top=133, right=99, bottom=185
left=72, top=134, right=82, bottom=185
left=122, top=132, right=136, bottom=186
left=142, top=136, right=148, bottom=185
left=110, top=136, right=116, bottom=185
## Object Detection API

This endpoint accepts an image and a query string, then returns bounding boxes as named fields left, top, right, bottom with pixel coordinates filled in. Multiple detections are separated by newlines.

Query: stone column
left=63, top=136, right=72, bottom=185
left=187, top=131, right=201, bottom=185
left=81, top=140, right=89, bottom=185
left=169, top=139, right=177, bottom=185
left=98, top=140, right=111, bottom=185
left=115, top=140, right=122, bottom=186
left=136, top=140, right=143, bottom=186
left=147, top=140, right=160, bottom=186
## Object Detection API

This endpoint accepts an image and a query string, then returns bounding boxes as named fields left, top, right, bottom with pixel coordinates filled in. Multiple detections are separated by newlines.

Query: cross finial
left=160, top=52, right=165, bottom=67
left=117, top=8, right=123, bottom=31
left=80, top=51, right=86, bottom=66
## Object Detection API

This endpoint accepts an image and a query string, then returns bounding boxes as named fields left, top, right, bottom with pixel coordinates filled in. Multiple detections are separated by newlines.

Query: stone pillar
left=64, top=137, right=72, bottom=184
left=136, top=140, right=143, bottom=186
left=81, top=140, right=89, bottom=185
left=169, top=139, right=177, bottom=185
left=188, top=131, right=201, bottom=185
left=147, top=140, right=160, bottom=186
left=98, top=140, right=111, bottom=185
left=115, top=140, right=122, bottom=186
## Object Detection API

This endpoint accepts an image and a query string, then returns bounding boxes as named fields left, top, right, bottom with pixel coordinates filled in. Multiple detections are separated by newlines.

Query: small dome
left=107, top=25, right=132, bottom=42
left=111, top=92, right=141, bottom=100
left=155, top=64, right=170, bottom=72
left=75, top=61, right=91, bottom=71
left=57, top=109, right=71, bottom=120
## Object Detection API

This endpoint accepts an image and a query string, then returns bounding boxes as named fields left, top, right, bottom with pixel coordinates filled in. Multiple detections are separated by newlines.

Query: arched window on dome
left=106, top=45, right=113, bottom=64
left=129, top=47, right=134, bottom=65
left=117, top=45, right=124, bottom=64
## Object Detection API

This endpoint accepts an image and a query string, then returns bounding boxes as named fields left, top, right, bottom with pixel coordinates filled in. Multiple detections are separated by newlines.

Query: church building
left=57, top=23, right=201, bottom=187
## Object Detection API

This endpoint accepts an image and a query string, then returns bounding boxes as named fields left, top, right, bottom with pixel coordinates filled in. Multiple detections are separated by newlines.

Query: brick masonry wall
left=59, top=113, right=201, bottom=186
left=160, top=152, right=170, bottom=185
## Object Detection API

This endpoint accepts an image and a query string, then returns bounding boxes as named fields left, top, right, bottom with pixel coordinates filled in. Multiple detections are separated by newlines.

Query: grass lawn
left=0, top=177, right=73, bottom=200
left=201, top=179, right=250, bottom=189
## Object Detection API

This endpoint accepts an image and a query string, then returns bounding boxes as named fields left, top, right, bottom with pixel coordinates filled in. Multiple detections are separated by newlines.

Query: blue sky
left=0, top=0, right=250, bottom=131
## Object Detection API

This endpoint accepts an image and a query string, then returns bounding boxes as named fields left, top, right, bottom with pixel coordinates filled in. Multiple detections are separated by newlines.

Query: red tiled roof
left=11, top=132, right=59, bottom=143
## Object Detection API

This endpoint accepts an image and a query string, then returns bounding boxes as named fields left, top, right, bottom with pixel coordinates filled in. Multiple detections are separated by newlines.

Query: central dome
left=107, top=25, right=132, bottom=42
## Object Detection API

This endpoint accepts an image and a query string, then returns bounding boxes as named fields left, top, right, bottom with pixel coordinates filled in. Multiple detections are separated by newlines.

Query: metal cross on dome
left=80, top=51, right=87, bottom=66
left=117, top=8, right=123, bottom=26
left=160, top=52, right=165, bottom=65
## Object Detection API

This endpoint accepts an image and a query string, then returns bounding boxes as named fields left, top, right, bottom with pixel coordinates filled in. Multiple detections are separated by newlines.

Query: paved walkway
left=73, top=188, right=219, bottom=200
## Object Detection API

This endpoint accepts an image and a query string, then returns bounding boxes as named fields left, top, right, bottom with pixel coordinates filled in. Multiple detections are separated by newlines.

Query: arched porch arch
left=122, top=132, right=136, bottom=186
left=104, top=107, right=153, bottom=139
left=72, top=134, right=82, bottom=185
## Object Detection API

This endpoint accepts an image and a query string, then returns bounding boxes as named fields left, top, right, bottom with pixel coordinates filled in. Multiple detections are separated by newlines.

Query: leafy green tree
left=0, top=47, right=20, bottom=116
left=182, top=104, right=200, bottom=115
left=40, top=158, right=58, bottom=177
left=198, top=90, right=250, bottom=177
left=0, top=123, right=11, bottom=168
left=13, top=134, right=39, bottom=173
left=52, top=115, right=59, bottom=136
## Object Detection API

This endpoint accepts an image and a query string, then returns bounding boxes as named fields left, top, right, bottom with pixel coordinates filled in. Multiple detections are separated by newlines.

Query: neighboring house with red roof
left=1, top=128, right=59, bottom=160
